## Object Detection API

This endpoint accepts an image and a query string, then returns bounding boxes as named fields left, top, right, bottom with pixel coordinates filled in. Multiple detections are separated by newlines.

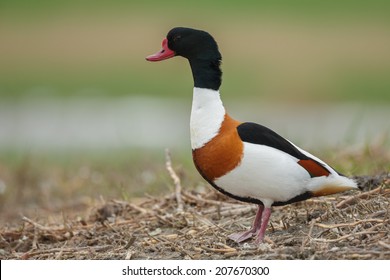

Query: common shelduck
left=146, top=27, right=358, bottom=244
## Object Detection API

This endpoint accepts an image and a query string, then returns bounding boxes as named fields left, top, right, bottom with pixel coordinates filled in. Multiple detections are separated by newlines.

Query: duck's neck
left=190, top=87, right=225, bottom=150
left=189, top=58, right=222, bottom=91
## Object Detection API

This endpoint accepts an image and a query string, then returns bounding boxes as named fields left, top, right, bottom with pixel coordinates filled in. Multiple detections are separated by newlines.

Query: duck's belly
left=214, top=142, right=311, bottom=207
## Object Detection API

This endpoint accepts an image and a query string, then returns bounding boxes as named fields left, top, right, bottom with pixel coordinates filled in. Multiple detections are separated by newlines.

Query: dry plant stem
left=55, top=241, right=68, bottom=260
left=315, top=219, right=385, bottom=229
left=32, top=227, right=39, bottom=250
left=112, top=199, right=152, bottom=215
left=378, top=241, right=390, bottom=250
left=182, top=191, right=239, bottom=207
left=21, top=245, right=112, bottom=259
left=159, top=236, right=194, bottom=259
left=201, top=204, right=253, bottom=215
left=200, top=246, right=236, bottom=254
left=218, top=206, right=256, bottom=217
left=312, top=223, right=385, bottom=243
left=165, top=148, right=184, bottom=213
left=336, top=187, right=387, bottom=209
left=300, top=219, right=315, bottom=251
left=22, top=216, right=54, bottom=231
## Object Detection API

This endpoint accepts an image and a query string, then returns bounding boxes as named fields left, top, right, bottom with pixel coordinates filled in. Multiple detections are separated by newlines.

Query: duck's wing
left=236, top=122, right=333, bottom=178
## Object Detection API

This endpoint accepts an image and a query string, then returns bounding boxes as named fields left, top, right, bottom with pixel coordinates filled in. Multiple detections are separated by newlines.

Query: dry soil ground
left=1, top=171, right=389, bottom=260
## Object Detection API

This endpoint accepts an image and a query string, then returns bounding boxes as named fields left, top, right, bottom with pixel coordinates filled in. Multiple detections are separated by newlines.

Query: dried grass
left=1, top=163, right=388, bottom=260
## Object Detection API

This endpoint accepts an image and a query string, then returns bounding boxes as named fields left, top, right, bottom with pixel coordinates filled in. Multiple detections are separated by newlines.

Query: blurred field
left=1, top=0, right=390, bottom=102
left=0, top=1, right=390, bottom=259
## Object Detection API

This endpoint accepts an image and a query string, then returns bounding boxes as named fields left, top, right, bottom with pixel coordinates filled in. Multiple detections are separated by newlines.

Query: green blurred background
left=0, top=1, right=389, bottom=221
left=1, top=0, right=389, bottom=102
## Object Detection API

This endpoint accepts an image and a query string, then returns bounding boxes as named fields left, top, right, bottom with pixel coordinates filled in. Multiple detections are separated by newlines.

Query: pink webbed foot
left=228, top=205, right=264, bottom=243
left=228, top=229, right=256, bottom=243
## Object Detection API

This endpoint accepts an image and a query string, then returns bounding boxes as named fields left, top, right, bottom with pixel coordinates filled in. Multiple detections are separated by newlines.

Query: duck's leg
left=254, top=207, right=272, bottom=244
left=228, top=205, right=264, bottom=243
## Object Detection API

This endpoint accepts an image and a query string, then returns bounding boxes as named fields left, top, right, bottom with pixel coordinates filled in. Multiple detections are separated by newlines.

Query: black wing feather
left=236, top=122, right=309, bottom=160
left=236, top=122, right=342, bottom=177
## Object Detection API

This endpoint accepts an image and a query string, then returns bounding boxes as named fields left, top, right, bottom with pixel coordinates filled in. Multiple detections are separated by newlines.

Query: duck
left=146, top=27, right=358, bottom=244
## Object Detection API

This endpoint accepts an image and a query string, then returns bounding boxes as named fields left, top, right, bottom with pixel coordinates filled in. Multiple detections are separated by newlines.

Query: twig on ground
left=32, top=227, right=39, bottom=250
left=336, top=187, right=387, bottom=209
left=182, top=191, right=238, bottom=207
left=300, top=219, right=315, bottom=251
left=161, top=237, right=195, bottom=260
left=55, top=241, right=68, bottom=260
left=378, top=240, right=390, bottom=250
left=116, top=200, right=151, bottom=215
left=165, top=149, right=184, bottom=213
left=20, top=245, right=112, bottom=259
left=125, top=249, right=135, bottom=260
left=218, top=206, right=256, bottom=217
left=312, top=223, right=385, bottom=243
left=200, top=245, right=237, bottom=254
left=315, top=219, right=385, bottom=229
left=21, top=216, right=55, bottom=232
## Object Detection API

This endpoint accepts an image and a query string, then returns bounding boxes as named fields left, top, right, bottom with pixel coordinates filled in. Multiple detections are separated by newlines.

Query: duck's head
left=146, top=27, right=221, bottom=63
left=146, top=27, right=222, bottom=90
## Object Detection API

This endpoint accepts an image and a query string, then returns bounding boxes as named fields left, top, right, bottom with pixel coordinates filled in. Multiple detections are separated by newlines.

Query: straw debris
left=0, top=165, right=388, bottom=259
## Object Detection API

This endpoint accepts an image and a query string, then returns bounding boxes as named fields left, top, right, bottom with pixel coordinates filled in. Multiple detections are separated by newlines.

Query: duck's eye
left=173, top=35, right=181, bottom=42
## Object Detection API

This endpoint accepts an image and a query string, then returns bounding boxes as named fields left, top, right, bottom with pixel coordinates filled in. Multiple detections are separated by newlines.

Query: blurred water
left=0, top=96, right=388, bottom=151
